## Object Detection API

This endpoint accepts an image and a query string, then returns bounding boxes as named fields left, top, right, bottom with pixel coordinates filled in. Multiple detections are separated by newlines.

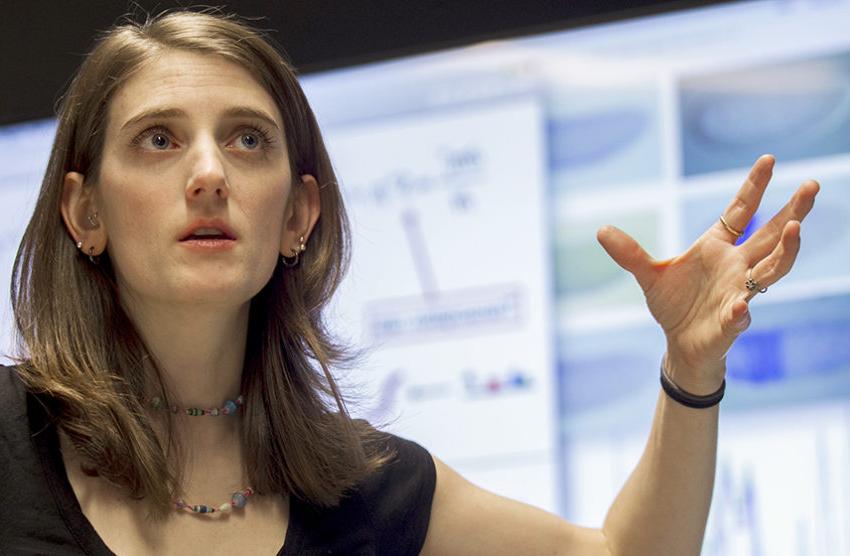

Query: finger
left=597, top=225, right=655, bottom=291
left=716, top=155, right=775, bottom=243
left=722, top=298, right=752, bottom=339
left=744, top=220, right=801, bottom=302
left=741, top=179, right=819, bottom=263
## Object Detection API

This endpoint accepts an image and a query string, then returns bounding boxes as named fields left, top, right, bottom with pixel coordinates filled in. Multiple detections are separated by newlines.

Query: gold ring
left=719, top=215, right=744, bottom=238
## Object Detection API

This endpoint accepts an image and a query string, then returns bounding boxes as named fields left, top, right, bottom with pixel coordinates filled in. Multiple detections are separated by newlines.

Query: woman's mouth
left=179, top=225, right=237, bottom=251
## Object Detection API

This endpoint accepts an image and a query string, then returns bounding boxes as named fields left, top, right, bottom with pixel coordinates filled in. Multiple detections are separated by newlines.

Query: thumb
left=597, top=225, right=655, bottom=290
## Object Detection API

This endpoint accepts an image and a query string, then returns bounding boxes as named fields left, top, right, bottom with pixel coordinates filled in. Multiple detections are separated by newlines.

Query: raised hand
left=596, top=155, right=819, bottom=393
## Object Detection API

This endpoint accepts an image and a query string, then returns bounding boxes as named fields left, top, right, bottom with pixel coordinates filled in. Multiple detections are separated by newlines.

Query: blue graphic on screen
left=680, top=52, right=850, bottom=176
left=547, top=108, right=650, bottom=168
left=546, top=87, right=662, bottom=190
left=723, top=294, right=850, bottom=408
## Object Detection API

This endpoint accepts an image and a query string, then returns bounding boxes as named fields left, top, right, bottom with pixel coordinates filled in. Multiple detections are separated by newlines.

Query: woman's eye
left=132, top=128, right=174, bottom=150
left=232, top=126, right=274, bottom=152
left=239, top=133, right=260, bottom=150
left=150, top=133, right=171, bottom=149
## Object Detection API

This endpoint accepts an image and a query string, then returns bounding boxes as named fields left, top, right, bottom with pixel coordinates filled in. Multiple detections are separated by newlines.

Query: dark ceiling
left=1, top=0, right=731, bottom=126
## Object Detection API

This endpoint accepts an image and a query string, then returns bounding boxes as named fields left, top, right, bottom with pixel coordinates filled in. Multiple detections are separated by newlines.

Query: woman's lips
left=178, top=219, right=238, bottom=241
left=179, top=237, right=236, bottom=251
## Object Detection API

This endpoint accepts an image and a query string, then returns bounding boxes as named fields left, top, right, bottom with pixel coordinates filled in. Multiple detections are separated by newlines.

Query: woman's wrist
left=662, top=351, right=726, bottom=396
left=660, top=363, right=725, bottom=409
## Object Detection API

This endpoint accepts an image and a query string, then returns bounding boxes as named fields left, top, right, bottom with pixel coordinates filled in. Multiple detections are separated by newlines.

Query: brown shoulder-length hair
left=11, top=9, right=390, bottom=520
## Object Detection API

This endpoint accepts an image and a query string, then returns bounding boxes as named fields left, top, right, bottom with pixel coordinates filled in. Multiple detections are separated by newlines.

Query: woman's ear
left=280, top=174, right=321, bottom=257
left=60, top=172, right=107, bottom=256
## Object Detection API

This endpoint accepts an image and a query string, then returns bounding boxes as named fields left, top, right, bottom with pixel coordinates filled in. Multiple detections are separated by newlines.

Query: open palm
left=598, top=156, right=819, bottom=390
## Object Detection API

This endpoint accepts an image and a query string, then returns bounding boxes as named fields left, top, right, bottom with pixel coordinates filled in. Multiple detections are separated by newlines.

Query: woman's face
left=82, top=50, right=300, bottom=309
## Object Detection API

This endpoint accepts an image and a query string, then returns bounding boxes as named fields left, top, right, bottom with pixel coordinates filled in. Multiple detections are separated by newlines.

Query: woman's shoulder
left=0, top=364, right=90, bottom=554
left=0, top=364, right=30, bottom=435
left=0, top=364, right=42, bottom=473
left=293, top=426, right=437, bottom=556
left=358, top=429, right=436, bottom=502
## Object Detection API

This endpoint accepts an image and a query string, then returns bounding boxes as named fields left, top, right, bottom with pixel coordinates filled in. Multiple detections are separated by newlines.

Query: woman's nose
left=185, top=140, right=230, bottom=201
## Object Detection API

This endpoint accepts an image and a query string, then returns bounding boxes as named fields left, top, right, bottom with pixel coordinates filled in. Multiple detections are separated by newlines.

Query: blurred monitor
left=2, top=1, right=849, bottom=554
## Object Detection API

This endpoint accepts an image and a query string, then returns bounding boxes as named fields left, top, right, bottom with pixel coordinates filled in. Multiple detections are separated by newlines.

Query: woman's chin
left=173, top=282, right=262, bottom=307
left=120, top=281, right=262, bottom=312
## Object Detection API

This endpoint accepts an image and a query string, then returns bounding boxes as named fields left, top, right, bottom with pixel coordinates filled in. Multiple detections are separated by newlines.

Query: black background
left=1, top=0, right=731, bottom=126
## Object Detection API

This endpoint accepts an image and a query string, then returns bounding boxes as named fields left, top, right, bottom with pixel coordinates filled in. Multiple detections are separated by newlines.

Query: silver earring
left=281, top=236, right=307, bottom=268
left=87, top=246, right=99, bottom=265
left=87, top=212, right=98, bottom=227
left=76, top=240, right=83, bottom=250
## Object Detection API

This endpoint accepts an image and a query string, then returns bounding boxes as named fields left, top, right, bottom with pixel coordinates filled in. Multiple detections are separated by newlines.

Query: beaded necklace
left=175, top=487, right=256, bottom=514
left=150, top=394, right=244, bottom=416
left=149, top=394, right=255, bottom=515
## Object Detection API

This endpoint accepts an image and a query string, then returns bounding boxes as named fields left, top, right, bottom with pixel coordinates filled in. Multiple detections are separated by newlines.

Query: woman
left=0, top=9, right=819, bottom=556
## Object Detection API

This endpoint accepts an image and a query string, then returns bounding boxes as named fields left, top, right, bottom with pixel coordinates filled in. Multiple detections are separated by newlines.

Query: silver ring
left=745, top=268, right=767, bottom=294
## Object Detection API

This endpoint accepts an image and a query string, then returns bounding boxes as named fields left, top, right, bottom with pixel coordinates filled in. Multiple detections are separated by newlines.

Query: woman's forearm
left=601, top=369, right=720, bottom=555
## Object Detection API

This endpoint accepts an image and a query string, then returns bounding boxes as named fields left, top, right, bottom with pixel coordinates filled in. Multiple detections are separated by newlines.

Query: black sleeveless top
left=0, top=366, right=436, bottom=555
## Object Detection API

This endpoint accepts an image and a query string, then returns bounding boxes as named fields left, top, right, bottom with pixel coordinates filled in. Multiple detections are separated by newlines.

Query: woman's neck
left=127, top=299, right=249, bottom=403
left=121, top=295, right=251, bottom=450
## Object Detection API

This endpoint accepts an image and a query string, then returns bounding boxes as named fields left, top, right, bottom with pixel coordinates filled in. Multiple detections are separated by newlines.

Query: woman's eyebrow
left=120, top=107, right=185, bottom=131
left=120, top=106, right=281, bottom=132
left=221, top=107, right=281, bottom=131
